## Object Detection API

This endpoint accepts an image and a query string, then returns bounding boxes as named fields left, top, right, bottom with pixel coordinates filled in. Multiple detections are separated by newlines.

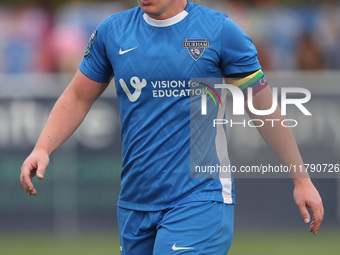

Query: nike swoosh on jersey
left=172, top=243, right=194, bottom=251
left=119, top=47, right=138, bottom=55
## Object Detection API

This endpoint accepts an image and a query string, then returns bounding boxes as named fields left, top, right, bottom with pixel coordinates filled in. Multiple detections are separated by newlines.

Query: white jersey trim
left=143, top=10, right=189, bottom=27
left=215, top=88, right=233, bottom=203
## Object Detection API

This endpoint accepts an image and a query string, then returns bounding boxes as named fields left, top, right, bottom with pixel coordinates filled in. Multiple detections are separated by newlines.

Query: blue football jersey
left=79, top=1, right=261, bottom=211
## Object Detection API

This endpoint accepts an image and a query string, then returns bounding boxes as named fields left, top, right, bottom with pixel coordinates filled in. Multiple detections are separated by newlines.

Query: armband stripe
left=235, top=70, right=264, bottom=91
left=251, top=80, right=268, bottom=95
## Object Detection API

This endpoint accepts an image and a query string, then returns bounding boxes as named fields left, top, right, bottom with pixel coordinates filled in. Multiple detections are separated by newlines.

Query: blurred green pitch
left=0, top=230, right=339, bottom=255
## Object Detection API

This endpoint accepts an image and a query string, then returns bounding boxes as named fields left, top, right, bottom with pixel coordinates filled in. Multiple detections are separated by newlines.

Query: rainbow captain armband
left=229, top=69, right=268, bottom=97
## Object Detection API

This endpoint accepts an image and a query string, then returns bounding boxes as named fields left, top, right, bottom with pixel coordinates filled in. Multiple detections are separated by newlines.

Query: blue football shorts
left=118, top=201, right=234, bottom=255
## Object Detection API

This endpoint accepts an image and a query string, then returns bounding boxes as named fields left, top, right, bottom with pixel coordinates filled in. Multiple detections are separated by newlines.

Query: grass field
left=0, top=230, right=339, bottom=255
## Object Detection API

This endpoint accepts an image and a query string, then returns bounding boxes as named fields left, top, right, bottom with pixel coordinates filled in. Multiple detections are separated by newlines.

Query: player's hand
left=293, top=179, right=324, bottom=234
left=20, top=149, right=49, bottom=196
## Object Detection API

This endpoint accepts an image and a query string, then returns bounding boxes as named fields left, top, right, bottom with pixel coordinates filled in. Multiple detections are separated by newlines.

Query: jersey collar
left=142, top=0, right=193, bottom=27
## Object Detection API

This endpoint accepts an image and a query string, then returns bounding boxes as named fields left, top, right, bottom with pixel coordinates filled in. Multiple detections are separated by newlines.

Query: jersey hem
left=79, top=63, right=111, bottom=83
left=117, top=196, right=235, bottom=211
left=223, top=63, right=262, bottom=77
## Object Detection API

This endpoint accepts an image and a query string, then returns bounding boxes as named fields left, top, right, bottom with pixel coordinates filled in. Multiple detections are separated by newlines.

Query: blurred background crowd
left=0, top=0, right=340, bottom=74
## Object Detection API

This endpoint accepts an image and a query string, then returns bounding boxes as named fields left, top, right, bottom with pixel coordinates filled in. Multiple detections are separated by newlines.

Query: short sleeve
left=221, top=18, right=261, bottom=76
left=79, top=19, right=113, bottom=83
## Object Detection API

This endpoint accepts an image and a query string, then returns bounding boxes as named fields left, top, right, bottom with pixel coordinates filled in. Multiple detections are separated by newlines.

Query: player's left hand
left=293, top=179, right=324, bottom=234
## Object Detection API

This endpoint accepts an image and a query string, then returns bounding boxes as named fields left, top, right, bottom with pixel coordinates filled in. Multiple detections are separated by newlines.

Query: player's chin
left=140, top=7, right=163, bottom=19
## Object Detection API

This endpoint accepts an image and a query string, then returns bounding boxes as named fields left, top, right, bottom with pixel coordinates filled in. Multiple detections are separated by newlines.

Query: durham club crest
left=183, top=38, right=209, bottom=61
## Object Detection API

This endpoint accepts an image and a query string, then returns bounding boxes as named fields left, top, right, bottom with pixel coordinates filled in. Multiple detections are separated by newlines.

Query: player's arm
left=244, top=84, right=324, bottom=234
left=222, top=17, right=323, bottom=233
left=20, top=69, right=110, bottom=196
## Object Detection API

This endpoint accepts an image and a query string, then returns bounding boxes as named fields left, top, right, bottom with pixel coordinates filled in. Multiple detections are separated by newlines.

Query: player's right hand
left=20, top=149, right=49, bottom=196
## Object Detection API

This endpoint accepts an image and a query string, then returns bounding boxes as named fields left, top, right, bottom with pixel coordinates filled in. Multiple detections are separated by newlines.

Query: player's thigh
left=153, top=201, right=234, bottom=255
left=118, top=207, right=161, bottom=255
